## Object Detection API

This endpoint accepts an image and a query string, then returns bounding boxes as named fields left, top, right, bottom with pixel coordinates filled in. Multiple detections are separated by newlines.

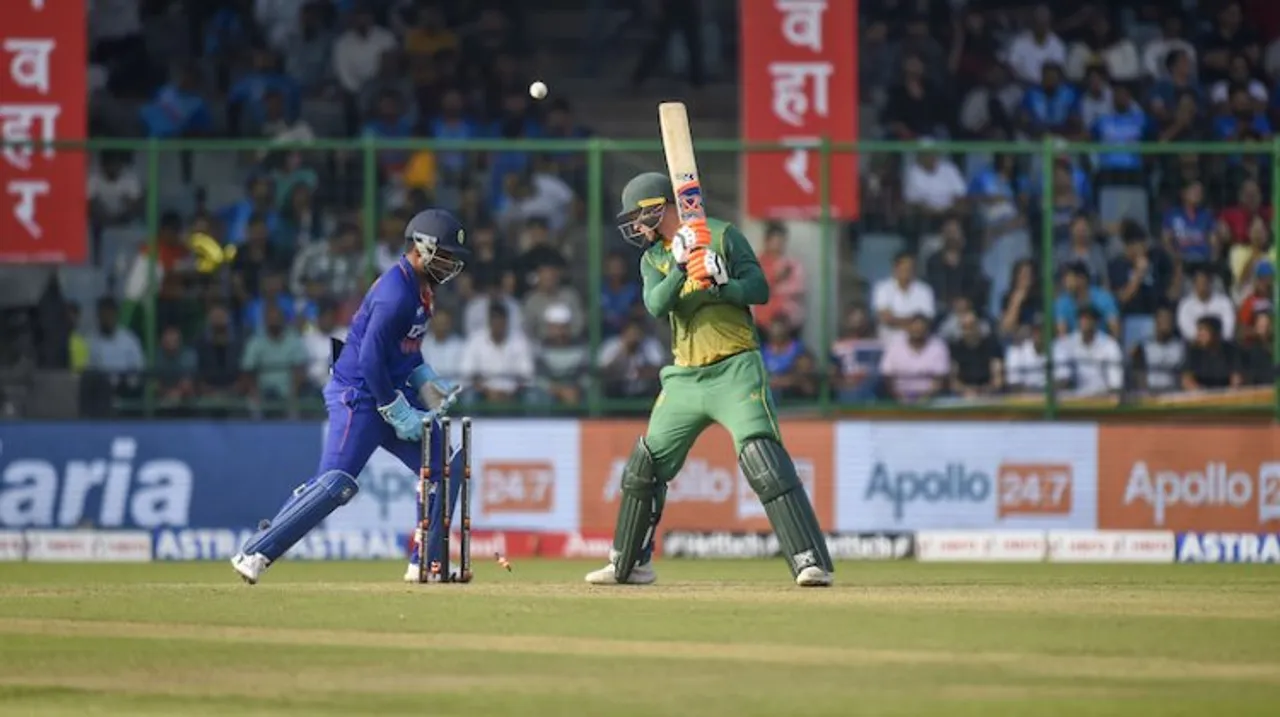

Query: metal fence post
left=361, top=136, right=378, bottom=285
left=143, top=138, right=160, bottom=417
left=1272, top=138, right=1280, bottom=422
left=1039, top=138, right=1057, bottom=420
left=586, top=138, right=604, bottom=416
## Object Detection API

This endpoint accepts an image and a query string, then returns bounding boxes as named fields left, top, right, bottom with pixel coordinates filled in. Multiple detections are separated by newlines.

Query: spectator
left=925, top=216, right=988, bottom=313
left=139, top=63, right=212, bottom=138
left=873, top=252, right=936, bottom=342
left=1005, top=4, right=1066, bottom=85
left=153, top=325, right=196, bottom=405
left=1210, top=54, right=1269, bottom=112
left=1143, top=13, right=1197, bottom=81
left=601, top=253, right=642, bottom=338
left=290, top=223, right=363, bottom=301
left=1055, top=214, right=1110, bottom=287
left=300, top=300, right=339, bottom=393
left=968, top=153, right=1024, bottom=245
left=957, top=64, right=1022, bottom=140
left=1182, top=316, right=1243, bottom=390
left=514, top=217, right=568, bottom=291
left=196, top=304, right=243, bottom=399
left=1237, top=260, right=1275, bottom=337
left=1149, top=50, right=1202, bottom=126
left=1078, top=66, right=1114, bottom=131
left=255, top=0, right=303, bottom=51
left=754, top=223, right=807, bottom=331
left=523, top=261, right=585, bottom=343
left=220, top=177, right=281, bottom=247
left=241, top=303, right=309, bottom=405
left=534, top=304, right=589, bottom=406
left=1241, top=312, right=1275, bottom=386
left=1131, top=306, right=1186, bottom=394
left=203, top=0, right=259, bottom=67
left=403, top=5, right=458, bottom=61
left=462, top=302, right=534, bottom=402
left=902, top=147, right=967, bottom=225
left=936, top=295, right=991, bottom=343
left=1177, top=266, right=1236, bottom=341
left=879, top=313, right=949, bottom=403
left=1044, top=157, right=1093, bottom=243
left=1065, top=12, right=1140, bottom=83
left=360, top=50, right=414, bottom=121
left=460, top=223, right=514, bottom=299
left=830, top=305, right=883, bottom=403
left=1198, top=2, right=1261, bottom=86
left=1005, top=319, right=1071, bottom=393
left=598, top=318, right=664, bottom=399
left=279, top=180, right=326, bottom=248
left=761, top=318, right=814, bottom=401
left=89, top=0, right=150, bottom=96
left=999, top=259, right=1042, bottom=339
left=1158, top=90, right=1209, bottom=144
left=949, top=6, right=1002, bottom=91
left=67, top=303, right=88, bottom=373
left=1219, top=179, right=1273, bottom=246
left=949, top=309, right=1004, bottom=398
left=88, top=297, right=144, bottom=375
left=1055, top=262, right=1121, bottom=337
left=497, top=171, right=575, bottom=235
left=463, top=278, right=525, bottom=339
left=1091, top=82, right=1150, bottom=184
left=121, top=211, right=197, bottom=303
left=244, top=272, right=303, bottom=334
left=228, top=48, right=301, bottom=135
left=230, top=217, right=290, bottom=306
left=1162, top=180, right=1217, bottom=268
left=1020, top=62, right=1078, bottom=138
left=429, top=88, right=482, bottom=182
left=254, top=90, right=316, bottom=144
left=542, top=98, right=592, bottom=182
left=885, top=54, right=950, bottom=140
left=334, top=7, right=398, bottom=131
left=1109, top=221, right=1179, bottom=347
left=364, top=89, right=415, bottom=174
left=1214, top=85, right=1273, bottom=142
left=421, top=308, right=466, bottom=384
left=628, top=0, right=703, bottom=89
left=286, top=2, right=336, bottom=94
left=1055, top=306, right=1123, bottom=396
left=901, top=14, right=947, bottom=84
left=88, top=151, right=143, bottom=230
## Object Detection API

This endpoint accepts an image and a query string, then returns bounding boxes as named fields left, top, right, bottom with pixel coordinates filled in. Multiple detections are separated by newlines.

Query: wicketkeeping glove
left=378, top=391, right=426, bottom=442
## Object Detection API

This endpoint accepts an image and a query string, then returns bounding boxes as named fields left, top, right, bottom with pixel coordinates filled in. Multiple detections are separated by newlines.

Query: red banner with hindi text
left=741, top=0, right=859, bottom=220
left=0, top=0, right=88, bottom=263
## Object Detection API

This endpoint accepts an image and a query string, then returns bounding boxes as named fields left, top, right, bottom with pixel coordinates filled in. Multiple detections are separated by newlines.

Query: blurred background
left=0, top=0, right=1276, bottom=422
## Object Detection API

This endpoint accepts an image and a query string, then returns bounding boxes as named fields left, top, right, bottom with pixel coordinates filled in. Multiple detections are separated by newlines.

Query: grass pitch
left=0, top=560, right=1276, bottom=716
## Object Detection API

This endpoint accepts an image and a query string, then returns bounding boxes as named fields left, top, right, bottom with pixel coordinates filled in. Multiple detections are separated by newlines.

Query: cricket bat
left=658, top=102, right=707, bottom=230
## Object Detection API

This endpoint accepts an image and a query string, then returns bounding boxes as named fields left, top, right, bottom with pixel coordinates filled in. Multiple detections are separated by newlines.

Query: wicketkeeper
left=586, top=173, right=834, bottom=587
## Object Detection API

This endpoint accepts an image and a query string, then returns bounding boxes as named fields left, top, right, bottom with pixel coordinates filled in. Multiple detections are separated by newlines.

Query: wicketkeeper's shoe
left=584, top=550, right=657, bottom=585
left=403, top=562, right=420, bottom=583
left=795, top=565, right=833, bottom=587
left=231, top=552, right=269, bottom=585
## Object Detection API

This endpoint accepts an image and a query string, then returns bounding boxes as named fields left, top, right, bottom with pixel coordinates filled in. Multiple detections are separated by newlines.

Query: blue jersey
left=331, top=256, right=430, bottom=405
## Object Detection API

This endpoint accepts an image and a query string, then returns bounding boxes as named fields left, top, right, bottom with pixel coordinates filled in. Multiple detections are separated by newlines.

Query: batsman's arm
left=718, top=226, right=770, bottom=307
left=641, top=254, right=687, bottom=318
left=358, top=301, right=401, bottom=406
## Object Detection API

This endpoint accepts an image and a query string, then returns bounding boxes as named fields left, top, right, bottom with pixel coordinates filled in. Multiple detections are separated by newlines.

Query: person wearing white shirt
left=300, top=301, right=341, bottom=390
left=256, top=0, right=307, bottom=51
left=1064, top=15, right=1140, bottom=83
left=463, top=285, right=525, bottom=338
left=1177, top=268, right=1236, bottom=341
left=1141, top=15, right=1197, bottom=80
left=497, top=172, right=576, bottom=234
left=88, top=298, right=144, bottom=374
left=88, top=151, right=143, bottom=227
left=1055, top=307, right=1124, bottom=396
left=903, top=150, right=967, bottom=215
left=872, top=252, right=937, bottom=342
left=1005, top=323, right=1071, bottom=392
left=332, top=8, right=398, bottom=94
left=420, top=308, right=466, bottom=385
left=1004, top=6, right=1067, bottom=85
left=461, top=302, right=534, bottom=400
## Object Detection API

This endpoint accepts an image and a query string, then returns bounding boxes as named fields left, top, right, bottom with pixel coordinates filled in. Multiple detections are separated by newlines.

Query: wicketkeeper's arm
left=641, top=254, right=686, bottom=318
left=717, top=226, right=769, bottom=307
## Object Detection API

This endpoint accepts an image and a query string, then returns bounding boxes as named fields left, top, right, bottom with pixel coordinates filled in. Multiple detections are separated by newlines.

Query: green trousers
left=645, top=350, right=781, bottom=481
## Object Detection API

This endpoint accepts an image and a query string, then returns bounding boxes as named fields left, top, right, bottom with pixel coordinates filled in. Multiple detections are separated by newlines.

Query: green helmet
left=616, top=172, right=673, bottom=247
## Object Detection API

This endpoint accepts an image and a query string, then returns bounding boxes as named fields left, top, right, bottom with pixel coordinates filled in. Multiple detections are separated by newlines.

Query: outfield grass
left=0, top=560, right=1276, bottom=716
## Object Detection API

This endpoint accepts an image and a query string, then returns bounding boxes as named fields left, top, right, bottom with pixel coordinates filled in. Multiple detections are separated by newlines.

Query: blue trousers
left=322, top=385, right=461, bottom=567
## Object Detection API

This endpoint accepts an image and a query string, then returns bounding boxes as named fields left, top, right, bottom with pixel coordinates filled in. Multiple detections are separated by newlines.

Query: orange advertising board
left=579, top=421, right=834, bottom=533
left=1097, top=426, right=1280, bottom=532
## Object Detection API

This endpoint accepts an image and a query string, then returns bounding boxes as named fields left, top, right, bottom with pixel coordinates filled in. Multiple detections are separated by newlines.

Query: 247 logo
left=481, top=462, right=555, bottom=514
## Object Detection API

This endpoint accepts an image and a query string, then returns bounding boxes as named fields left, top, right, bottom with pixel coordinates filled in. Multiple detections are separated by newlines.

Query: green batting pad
left=612, top=438, right=662, bottom=582
left=739, top=438, right=834, bottom=576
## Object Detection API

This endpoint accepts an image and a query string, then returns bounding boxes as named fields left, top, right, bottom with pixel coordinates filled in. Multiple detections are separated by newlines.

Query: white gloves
left=701, top=250, right=729, bottom=286
left=671, top=224, right=699, bottom=266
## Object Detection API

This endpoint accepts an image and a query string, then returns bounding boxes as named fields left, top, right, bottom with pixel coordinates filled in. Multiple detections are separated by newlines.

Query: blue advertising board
left=1175, top=532, right=1280, bottom=563
left=0, top=422, right=322, bottom=530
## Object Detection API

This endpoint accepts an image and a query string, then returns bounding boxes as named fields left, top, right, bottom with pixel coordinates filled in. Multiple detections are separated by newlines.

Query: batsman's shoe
left=584, top=550, right=657, bottom=585
left=231, top=552, right=270, bottom=585
left=795, top=565, right=833, bottom=588
left=403, top=562, right=419, bottom=583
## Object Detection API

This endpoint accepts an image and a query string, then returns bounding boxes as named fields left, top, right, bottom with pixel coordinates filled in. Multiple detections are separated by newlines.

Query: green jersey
left=639, top=218, right=769, bottom=368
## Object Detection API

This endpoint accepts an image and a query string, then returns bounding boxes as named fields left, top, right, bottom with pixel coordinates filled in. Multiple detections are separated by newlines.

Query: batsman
left=586, top=173, right=834, bottom=587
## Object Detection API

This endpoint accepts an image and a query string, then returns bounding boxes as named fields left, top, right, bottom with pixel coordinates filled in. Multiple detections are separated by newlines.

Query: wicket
left=416, top=415, right=473, bottom=584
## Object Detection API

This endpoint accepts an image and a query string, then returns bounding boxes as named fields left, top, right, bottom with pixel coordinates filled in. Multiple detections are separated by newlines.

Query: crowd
left=818, top=0, right=1277, bottom=404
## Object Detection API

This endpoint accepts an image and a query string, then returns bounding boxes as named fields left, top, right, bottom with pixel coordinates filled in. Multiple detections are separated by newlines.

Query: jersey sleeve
left=359, top=299, right=405, bottom=406
left=640, top=252, right=686, bottom=318
left=718, top=225, right=769, bottom=307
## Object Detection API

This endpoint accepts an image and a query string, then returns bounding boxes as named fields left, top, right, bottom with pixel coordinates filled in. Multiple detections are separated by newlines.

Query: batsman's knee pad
left=241, top=470, right=359, bottom=562
left=739, top=438, right=833, bottom=576
left=613, top=438, right=666, bottom=582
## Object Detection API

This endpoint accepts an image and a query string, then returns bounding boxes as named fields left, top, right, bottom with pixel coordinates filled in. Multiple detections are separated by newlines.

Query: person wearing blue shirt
left=1091, top=83, right=1151, bottom=183
left=363, top=90, right=416, bottom=173
left=1215, top=87, right=1273, bottom=144
left=1162, top=179, right=1217, bottom=266
left=1055, top=262, right=1121, bottom=337
left=227, top=49, right=301, bottom=135
left=231, top=209, right=471, bottom=586
left=429, top=88, right=480, bottom=179
left=601, top=253, right=642, bottom=337
left=218, top=177, right=281, bottom=247
left=1149, top=50, right=1202, bottom=124
left=1021, top=62, right=1079, bottom=138
left=139, top=65, right=213, bottom=139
